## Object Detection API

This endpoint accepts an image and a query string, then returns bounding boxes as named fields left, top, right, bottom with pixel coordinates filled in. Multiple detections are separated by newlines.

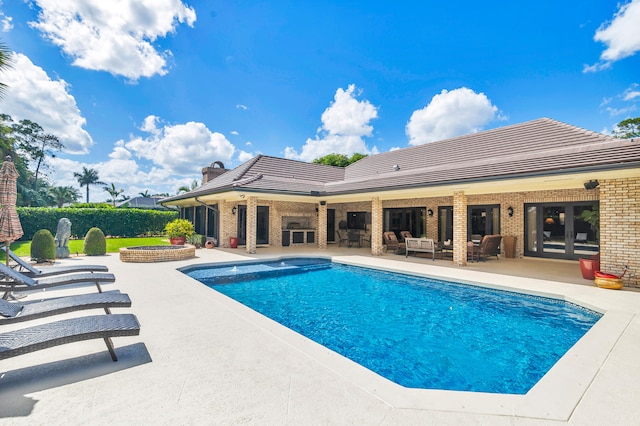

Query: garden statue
left=54, top=217, right=72, bottom=258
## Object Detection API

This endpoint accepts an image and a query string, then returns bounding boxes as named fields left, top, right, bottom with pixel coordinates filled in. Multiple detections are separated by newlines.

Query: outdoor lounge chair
left=2, top=247, right=108, bottom=277
left=383, top=231, right=406, bottom=254
left=399, top=231, right=413, bottom=242
left=0, top=263, right=115, bottom=299
left=0, top=291, right=131, bottom=324
left=0, top=313, right=140, bottom=361
left=469, top=235, right=502, bottom=261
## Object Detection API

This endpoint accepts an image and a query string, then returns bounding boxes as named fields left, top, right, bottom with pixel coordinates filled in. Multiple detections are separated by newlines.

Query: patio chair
left=0, top=313, right=140, bottom=361
left=336, top=230, right=348, bottom=247
left=469, top=235, right=502, bottom=261
left=399, top=231, right=412, bottom=242
left=2, top=247, right=108, bottom=277
left=383, top=231, right=405, bottom=254
left=0, top=263, right=115, bottom=300
left=348, top=230, right=361, bottom=248
left=0, top=291, right=132, bottom=324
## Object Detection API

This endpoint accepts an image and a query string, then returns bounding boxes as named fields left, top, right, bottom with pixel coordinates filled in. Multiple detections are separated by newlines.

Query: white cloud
left=125, top=116, right=236, bottom=175
left=405, top=87, right=501, bottom=145
left=1, top=53, right=93, bottom=153
left=236, top=104, right=248, bottom=110
left=237, top=150, right=254, bottom=163
left=28, top=0, right=196, bottom=81
left=230, top=130, right=239, bottom=136
left=285, top=84, right=379, bottom=162
left=600, top=83, right=640, bottom=116
left=0, top=4, right=13, bottom=32
left=584, top=0, right=640, bottom=72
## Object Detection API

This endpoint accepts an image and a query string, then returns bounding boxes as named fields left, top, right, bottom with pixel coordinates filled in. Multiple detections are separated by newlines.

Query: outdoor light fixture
left=427, top=208, right=434, bottom=217
left=231, top=207, right=236, bottom=215
left=320, top=200, right=326, bottom=206
left=584, top=179, right=599, bottom=190
left=544, top=217, right=555, bottom=225
left=507, top=206, right=514, bottom=217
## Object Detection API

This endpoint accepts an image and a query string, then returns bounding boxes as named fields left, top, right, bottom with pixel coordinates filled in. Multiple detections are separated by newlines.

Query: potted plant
left=186, top=233, right=204, bottom=248
left=164, top=219, right=194, bottom=245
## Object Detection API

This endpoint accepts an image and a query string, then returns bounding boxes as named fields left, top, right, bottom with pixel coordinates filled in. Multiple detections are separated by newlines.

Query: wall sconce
left=544, top=217, right=555, bottom=225
left=427, top=208, right=434, bottom=217
left=507, top=206, right=514, bottom=217
left=584, top=179, right=599, bottom=190
left=320, top=200, right=326, bottom=206
left=231, top=207, right=236, bottom=215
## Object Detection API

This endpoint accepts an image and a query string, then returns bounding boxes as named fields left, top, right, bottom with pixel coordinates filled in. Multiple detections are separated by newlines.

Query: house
left=161, top=118, right=640, bottom=285
left=117, top=196, right=175, bottom=210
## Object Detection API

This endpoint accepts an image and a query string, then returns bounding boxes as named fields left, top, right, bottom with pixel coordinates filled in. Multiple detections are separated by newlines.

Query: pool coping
left=180, top=254, right=631, bottom=422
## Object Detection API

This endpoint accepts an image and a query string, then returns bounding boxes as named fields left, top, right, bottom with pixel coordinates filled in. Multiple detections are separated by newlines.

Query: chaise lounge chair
left=2, top=247, right=108, bottom=277
left=0, top=313, right=140, bottom=361
left=0, top=291, right=132, bottom=324
left=0, top=263, right=116, bottom=300
left=383, top=231, right=406, bottom=254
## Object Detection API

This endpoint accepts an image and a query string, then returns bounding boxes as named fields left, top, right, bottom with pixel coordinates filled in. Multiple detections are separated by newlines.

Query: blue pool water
left=184, top=258, right=601, bottom=394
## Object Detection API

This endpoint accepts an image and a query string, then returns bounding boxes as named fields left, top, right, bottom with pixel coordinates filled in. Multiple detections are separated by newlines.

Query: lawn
left=7, top=237, right=169, bottom=258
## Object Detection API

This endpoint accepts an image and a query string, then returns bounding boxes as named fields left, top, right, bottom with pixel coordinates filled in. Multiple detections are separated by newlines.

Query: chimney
left=202, top=161, right=227, bottom=184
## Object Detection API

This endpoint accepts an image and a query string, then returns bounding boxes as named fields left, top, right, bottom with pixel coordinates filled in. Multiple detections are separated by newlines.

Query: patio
left=1, top=247, right=639, bottom=424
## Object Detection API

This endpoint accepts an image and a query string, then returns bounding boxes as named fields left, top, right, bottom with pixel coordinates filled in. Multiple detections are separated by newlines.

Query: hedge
left=16, top=207, right=178, bottom=240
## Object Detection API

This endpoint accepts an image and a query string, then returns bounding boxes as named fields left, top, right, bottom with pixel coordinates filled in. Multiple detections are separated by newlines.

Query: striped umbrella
left=0, top=156, right=23, bottom=265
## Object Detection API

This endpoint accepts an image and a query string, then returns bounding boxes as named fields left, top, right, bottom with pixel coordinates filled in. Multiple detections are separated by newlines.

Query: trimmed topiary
left=31, top=229, right=56, bottom=263
left=83, top=227, right=107, bottom=256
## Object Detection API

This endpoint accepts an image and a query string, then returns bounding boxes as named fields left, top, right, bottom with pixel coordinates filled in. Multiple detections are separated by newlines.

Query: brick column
left=246, top=196, right=257, bottom=254
left=219, top=200, right=235, bottom=248
left=453, top=191, right=467, bottom=266
left=371, top=197, right=383, bottom=255
left=318, top=203, right=327, bottom=249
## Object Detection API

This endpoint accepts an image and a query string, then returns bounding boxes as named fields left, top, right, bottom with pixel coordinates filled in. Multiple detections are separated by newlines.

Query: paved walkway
left=1, top=248, right=639, bottom=425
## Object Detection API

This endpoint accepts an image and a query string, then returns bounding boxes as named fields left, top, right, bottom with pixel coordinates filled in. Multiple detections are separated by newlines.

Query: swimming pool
left=184, top=258, right=601, bottom=394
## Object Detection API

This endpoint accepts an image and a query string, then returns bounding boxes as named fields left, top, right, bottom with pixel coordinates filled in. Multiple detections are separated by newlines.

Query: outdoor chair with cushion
left=383, top=231, right=406, bottom=254
left=399, top=231, right=413, bottom=242
left=0, top=263, right=116, bottom=300
left=0, top=313, right=140, bottom=362
left=2, top=247, right=108, bottom=277
left=469, top=235, right=502, bottom=261
left=0, top=291, right=131, bottom=324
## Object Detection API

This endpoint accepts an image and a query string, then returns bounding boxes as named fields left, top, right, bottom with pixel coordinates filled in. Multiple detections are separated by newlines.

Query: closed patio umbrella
left=0, top=156, right=23, bottom=266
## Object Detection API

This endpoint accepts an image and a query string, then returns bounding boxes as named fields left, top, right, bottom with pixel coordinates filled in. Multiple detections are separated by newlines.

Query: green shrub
left=16, top=207, right=178, bottom=240
left=164, top=219, right=195, bottom=238
left=30, top=229, right=55, bottom=263
left=83, top=227, right=107, bottom=256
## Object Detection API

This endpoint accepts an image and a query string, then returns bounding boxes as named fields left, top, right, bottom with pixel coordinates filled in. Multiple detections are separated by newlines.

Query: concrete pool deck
left=1, top=247, right=639, bottom=425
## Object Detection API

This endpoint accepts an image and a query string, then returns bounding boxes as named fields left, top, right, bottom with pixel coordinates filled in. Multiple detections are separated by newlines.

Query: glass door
left=237, top=205, right=270, bottom=245
left=524, top=202, right=598, bottom=260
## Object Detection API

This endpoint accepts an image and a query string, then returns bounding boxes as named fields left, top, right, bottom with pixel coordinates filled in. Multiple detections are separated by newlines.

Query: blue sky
left=0, top=1, right=638, bottom=201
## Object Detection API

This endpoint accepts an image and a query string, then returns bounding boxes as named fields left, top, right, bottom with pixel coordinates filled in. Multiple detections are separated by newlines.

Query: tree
left=74, top=167, right=106, bottom=203
left=49, top=186, right=80, bottom=207
left=613, top=117, right=640, bottom=139
left=103, top=183, right=124, bottom=207
left=0, top=39, right=13, bottom=99
left=12, top=119, right=65, bottom=191
left=139, top=189, right=151, bottom=198
left=177, top=179, right=199, bottom=194
left=312, top=153, right=367, bottom=167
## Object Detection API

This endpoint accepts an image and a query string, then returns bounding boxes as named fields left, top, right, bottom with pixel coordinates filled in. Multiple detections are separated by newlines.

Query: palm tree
left=0, top=40, right=14, bottom=99
left=139, top=189, right=151, bottom=198
left=49, top=186, right=80, bottom=207
left=103, top=183, right=124, bottom=207
left=73, top=167, right=106, bottom=203
left=177, top=179, right=199, bottom=194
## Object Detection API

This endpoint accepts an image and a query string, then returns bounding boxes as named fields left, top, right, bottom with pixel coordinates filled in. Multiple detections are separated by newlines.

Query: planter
left=205, top=240, right=215, bottom=249
left=229, top=237, right=239, bottom=249
left=503, top=236, right=517, bottom=258
left=170, top=236, right=186, bottom=245
left=579, top=255, right=600, bottom=280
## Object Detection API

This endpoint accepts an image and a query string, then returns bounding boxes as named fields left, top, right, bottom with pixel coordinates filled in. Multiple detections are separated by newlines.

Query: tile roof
left=162, top=118, right=640, bottom=202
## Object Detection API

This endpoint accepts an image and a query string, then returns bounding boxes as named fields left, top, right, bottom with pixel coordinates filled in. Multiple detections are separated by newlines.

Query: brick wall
left=600, top=178, right=639, bottom=287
